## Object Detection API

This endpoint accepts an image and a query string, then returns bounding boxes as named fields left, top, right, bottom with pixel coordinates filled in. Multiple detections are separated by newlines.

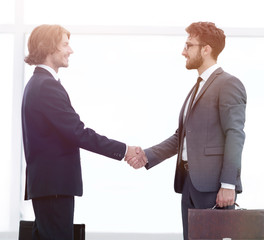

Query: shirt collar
left=200, top=64, right=219, bottom=82
left=37, top=64, right=59, bottom=81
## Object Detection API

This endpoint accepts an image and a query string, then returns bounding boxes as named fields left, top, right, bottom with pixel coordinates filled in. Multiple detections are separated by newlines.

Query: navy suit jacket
left=22, top=67, right=126, bottom=200
left=145, top=68, right=247, bottom=194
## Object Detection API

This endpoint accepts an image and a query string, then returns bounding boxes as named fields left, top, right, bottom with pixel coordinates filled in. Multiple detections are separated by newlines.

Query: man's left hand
left=216, top=188, right=235, bottom=208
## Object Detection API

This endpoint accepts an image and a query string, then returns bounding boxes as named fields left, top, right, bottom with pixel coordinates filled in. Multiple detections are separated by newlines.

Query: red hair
left=25, top=24, right=70, bottom=65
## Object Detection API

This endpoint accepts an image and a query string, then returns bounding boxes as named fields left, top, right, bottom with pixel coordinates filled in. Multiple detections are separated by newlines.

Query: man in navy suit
left=126, top=22, right=247, bottom=240
left=22, top=24, right=147, bottom=240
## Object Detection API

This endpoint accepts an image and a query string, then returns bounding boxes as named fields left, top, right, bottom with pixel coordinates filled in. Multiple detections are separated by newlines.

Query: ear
left=202, top=45, right=212, bottom=57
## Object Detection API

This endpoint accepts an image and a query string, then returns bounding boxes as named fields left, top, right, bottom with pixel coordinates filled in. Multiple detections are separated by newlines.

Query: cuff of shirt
left=123, top=145, right=128, bottom=160
left=221, top=183, right=235, bottom=190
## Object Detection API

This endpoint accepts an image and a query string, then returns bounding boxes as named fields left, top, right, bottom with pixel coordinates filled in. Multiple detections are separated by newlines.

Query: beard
left=186, top=52, right=203, bottom=70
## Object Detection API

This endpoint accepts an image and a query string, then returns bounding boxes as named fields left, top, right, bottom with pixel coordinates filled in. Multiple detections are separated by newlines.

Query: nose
left=182, top=48, right=187, bottom=57
left=68, top=46, right=74, bottom=54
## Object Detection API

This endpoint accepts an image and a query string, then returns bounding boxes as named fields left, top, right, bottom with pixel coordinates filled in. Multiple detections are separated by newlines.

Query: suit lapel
left=192, top=67, right=223, bottom=107
left=179, top=67, right=223, bottom=130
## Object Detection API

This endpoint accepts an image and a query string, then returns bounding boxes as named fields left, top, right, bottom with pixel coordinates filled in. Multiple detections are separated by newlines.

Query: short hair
left=185, top=22, right=226, bottom=60
left=24, top=24, right=70, bottom=65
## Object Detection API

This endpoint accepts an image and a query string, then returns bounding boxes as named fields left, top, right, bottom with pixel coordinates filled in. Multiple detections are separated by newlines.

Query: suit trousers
left=32, top=195, right=75, bottom=240
left=181, top=171, right=224, bottom=240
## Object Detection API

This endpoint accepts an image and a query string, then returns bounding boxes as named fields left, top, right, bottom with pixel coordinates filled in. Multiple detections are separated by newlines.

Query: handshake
left=125, top=146, right=148, bottom=169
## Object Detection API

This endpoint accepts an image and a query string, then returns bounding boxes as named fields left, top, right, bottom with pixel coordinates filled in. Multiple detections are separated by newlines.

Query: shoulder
left=25, top=69, right=68, bottom=107
left=25, top=72, right=61, bottom=97
left=216, top=69, right=243, bottom=86
left=216, top=70, right=247, bottom=104
left=214, top=68, right=246, bottom=94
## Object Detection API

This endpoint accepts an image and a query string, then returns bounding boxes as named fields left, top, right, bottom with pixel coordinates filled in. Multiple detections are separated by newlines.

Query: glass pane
left=24, top=0, right=264, bottom=27
left=22, top=34, right=186, bottom=232
left=21, top=33, right=264, bottom=232
left=0, top=0, right=15, bottom=24
left=61, top=35, right=189, bottom=232
left=0, top=34, right=13, bottom=231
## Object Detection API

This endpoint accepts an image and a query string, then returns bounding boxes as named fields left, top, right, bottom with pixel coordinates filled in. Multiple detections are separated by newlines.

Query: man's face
left=49, top=33, right=73, bottom=72
left=182, top=36, right=204, bottom=70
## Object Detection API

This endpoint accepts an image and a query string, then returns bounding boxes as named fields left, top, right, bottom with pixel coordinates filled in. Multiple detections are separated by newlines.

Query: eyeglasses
left=184, top=43, right=204, bottom=51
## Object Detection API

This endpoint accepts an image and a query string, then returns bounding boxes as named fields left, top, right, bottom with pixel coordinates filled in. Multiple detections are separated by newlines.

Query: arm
left=144, top=130, right=179, bottom=169
left=219, top=76, right=246, bottom=186
left=125, top=131, right=179, bottom=169
left=217, top=75, right=247, bottom=206
left=39, top=79, right=127, bottom=160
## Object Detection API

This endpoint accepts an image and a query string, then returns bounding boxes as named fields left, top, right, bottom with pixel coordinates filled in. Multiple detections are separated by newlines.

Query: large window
left=1, top=0, right=264, bottom=235
left=0, top=34, right=14, bottom=231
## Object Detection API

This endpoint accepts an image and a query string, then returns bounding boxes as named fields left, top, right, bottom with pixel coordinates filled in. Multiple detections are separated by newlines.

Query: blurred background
left=1, top=0, right=264, bottom=239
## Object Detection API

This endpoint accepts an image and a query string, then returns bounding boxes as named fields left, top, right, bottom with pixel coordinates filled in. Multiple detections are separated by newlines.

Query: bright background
left=1, top=0, right=264, bottom=235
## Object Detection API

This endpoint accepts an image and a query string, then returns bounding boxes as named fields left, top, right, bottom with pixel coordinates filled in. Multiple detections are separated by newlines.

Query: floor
left=0, top=232, right=183, bottom=240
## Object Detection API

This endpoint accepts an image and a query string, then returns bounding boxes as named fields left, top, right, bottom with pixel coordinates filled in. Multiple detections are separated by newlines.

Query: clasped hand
left=125, top=146, right=148, bottom=169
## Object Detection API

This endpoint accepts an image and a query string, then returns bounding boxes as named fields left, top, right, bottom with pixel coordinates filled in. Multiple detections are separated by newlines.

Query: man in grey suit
left=126, top=22, right=247, bottom=240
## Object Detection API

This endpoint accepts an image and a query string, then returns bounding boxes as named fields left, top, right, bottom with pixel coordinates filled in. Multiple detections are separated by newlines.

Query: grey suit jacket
left=145, top=68, right=247, bottom=194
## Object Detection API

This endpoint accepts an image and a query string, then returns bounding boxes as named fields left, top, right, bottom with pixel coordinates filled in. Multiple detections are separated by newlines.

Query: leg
left=32, top=195, right=74, bottom=240
left=181, top=170, right=237, bottom=240
left=181, top=172, right=194, bottom=240
left=189, top=182, right=218, bottom=210
left=181, top=172, right=219, bottom=240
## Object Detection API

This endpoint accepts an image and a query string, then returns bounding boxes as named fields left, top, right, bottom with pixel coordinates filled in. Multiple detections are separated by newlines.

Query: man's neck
left=43, top=58, right=59, bottom=73
left=37, top=64, right=59, bottom=81
left=197, top=59, right=217, bottom=76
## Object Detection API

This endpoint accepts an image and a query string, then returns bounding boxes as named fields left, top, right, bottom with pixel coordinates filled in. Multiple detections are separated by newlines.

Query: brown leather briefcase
left=188, top=207, right=264, bottom=240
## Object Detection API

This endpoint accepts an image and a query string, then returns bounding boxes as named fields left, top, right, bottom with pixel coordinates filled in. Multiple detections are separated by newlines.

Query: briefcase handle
left=212, top=202, right=246, bottom=210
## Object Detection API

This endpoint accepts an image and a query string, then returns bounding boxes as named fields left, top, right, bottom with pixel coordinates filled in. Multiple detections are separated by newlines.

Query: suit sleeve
left=145, top=130, right=178, bottom=169
left=219, top=76, right=247, bottom=185
left=39, top=80, right=126, bottom=160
